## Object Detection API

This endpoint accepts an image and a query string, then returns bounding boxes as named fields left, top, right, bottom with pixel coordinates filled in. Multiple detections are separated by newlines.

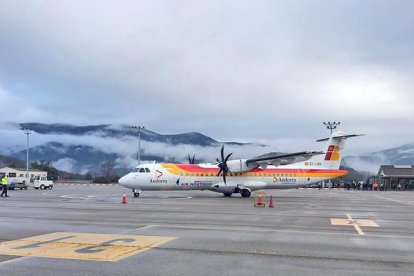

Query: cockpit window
left=132, top=167, right=150, bottom=173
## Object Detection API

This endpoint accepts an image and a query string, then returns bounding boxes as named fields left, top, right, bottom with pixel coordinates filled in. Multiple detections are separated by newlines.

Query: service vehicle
left=33, top=176, right=54, bottom=190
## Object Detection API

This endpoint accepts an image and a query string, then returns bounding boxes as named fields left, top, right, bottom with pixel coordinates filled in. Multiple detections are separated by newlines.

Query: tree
left=31, top=160, right=59, bottom=180
left=94, top=161, right=119, bottom=183
left=100, top=161, right=116, bottom=179
left=84, top=171, right=93, bottom=181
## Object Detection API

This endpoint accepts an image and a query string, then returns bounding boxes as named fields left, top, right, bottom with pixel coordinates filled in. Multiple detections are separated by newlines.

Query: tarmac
left=0, top=184, right=413, bottom=275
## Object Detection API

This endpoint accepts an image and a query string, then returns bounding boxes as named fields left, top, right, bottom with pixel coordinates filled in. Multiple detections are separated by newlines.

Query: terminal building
left=374, top=165, right=414, bottom=190
left=0, top=166, right=47, bottom=180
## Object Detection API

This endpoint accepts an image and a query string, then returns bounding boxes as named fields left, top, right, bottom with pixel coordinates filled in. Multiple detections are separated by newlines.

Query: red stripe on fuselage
left=174, top=164, right=347, bottom=176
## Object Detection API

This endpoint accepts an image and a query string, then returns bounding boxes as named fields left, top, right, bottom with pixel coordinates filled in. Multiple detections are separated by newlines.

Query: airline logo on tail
left=324, top=145, right=340, bottom=161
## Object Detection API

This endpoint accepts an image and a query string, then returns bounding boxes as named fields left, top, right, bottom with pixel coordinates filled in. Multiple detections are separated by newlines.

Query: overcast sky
left=1, top=0, right=414, bottom=155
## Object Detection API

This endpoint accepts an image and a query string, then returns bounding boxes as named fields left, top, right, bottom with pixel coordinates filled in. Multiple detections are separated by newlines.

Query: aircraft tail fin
left=308, top=131, right=364, bottom=170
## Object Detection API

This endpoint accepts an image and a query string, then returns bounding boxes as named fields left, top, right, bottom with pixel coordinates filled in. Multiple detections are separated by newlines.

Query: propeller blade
left=188, top=154, right=191, bottom=164
left=192, top=155, right=195, bottom=164
left=224, top=153, right=233, bottom=163
left=216, top=145, right=229, bottom=185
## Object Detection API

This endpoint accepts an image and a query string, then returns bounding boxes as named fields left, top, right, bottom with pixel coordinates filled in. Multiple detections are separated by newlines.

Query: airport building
left=374, top=165, right=414, bottom=190
left=0, top=166, right=47, bottom=180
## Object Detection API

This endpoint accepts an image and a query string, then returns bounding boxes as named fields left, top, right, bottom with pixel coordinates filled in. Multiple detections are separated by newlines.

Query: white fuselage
left=118, top=163, right=347, bottom=195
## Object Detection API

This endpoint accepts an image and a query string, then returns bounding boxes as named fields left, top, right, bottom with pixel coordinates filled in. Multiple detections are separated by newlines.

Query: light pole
left=323, top=121, right=340, bottom=134
left=131, top=126, right=145, bottom=165
left=20, top=128, right=32, bottom=180
left=322, top=121, right=340, bottom=189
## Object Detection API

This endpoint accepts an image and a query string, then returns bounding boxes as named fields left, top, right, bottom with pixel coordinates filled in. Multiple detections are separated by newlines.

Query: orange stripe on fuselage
left=162, top=164, right=348, bottom=178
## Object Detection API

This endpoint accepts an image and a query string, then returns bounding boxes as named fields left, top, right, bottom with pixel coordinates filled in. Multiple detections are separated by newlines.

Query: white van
left=33, top=176, right=54, bottom=190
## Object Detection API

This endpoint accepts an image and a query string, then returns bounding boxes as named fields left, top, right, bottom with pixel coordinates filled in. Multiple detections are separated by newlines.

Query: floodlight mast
left=322, top=121, right=341, bottom=189
left=323, top=121, right=340, bottom=135
left=20, top=128, right=32, bottom=181
left=131, top=126, right=145, bottom=165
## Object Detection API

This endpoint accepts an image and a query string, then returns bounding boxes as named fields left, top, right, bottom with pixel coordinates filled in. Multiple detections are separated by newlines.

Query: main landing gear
left=240, top=189, right=251, bottom=198
left=223, top=188, right=252, bottom=198
left=133, top=189, right=141, bottom=198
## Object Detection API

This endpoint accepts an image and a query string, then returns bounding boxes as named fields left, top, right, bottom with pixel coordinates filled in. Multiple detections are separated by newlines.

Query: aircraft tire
left=241, top=189, right=251, bottom=198
left=134, top=192, right=140, bottom=198
left=223, top=192, right=232, bottom=197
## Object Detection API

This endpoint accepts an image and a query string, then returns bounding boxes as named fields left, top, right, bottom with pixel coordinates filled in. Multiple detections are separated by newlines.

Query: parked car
left=1, top=177, right=29, bottom=190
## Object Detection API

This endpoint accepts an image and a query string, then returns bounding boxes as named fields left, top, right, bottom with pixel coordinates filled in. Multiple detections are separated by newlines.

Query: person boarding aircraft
left=118, top=131, right=362, bottom=197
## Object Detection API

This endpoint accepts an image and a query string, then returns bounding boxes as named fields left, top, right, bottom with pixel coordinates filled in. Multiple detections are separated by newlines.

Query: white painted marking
left=371, top=194, right=414, bottom=206
left=347, top=214, right=364, bottom=235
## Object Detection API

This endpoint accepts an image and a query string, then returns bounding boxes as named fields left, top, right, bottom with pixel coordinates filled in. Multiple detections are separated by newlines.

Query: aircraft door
left=298, top=168, right=305, bottom=185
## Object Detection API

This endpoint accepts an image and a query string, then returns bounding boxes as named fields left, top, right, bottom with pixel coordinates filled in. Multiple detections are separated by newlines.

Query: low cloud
left=53, top=158, right=77, bottom=172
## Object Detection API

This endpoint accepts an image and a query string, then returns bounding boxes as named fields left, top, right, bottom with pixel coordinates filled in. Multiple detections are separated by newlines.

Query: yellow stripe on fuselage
left=160, top=164, right=347, bottom=179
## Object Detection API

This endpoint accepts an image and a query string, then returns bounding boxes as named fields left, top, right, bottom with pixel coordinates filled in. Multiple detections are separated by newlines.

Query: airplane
left=118, top=131, right=363, bottom=198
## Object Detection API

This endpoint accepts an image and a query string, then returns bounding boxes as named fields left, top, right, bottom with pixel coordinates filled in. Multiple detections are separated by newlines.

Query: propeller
left=188, top=154, right=195, bottom=164
left=216, top=145, right=232, bottom=185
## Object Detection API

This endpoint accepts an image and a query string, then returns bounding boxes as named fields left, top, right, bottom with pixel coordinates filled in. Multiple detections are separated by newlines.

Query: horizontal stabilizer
left=316, top=134, right=365, bottom=142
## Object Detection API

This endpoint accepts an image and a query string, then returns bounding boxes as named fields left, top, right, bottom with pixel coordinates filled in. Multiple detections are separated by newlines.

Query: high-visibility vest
left=2, top=177, right=7, bottom=185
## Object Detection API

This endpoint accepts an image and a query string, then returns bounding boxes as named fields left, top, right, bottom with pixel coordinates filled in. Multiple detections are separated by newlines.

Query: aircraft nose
left=118, top=175, right=128, bottom=186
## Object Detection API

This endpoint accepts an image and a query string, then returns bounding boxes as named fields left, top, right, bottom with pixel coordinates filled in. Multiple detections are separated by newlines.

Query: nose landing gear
left=132, top=189, right=141, bottom=198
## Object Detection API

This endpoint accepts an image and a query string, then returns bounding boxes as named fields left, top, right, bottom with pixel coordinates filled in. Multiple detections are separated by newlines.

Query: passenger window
left=145, top=168, right=150, bottom=173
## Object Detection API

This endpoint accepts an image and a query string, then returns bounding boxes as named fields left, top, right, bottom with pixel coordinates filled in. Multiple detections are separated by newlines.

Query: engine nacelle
left=226, top=159, right=258, bottom=173
left=211, top=183, right=236, bottom=194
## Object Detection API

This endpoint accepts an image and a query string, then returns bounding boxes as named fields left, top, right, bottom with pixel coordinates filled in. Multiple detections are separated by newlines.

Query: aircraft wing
left=246, top=151, right=324, bottom=167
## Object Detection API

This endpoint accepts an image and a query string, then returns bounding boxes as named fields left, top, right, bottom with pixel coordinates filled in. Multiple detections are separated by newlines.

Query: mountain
left=0, top=154, right=26, bottom=168
left=9, top=123, right=264, bottom=174
left=12, top=123, right=414, bottom=176
left=344, top=143, right=414, bottom=173
left=19, top=123, right=222, bottom=147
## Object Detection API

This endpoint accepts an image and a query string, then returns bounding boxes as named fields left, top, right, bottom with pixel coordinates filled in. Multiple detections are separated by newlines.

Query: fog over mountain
left=344, top=143, right=414, bottom=174
left=7, top=123, right=268, bottom=174
left=1, top=123, right=413, bottom=175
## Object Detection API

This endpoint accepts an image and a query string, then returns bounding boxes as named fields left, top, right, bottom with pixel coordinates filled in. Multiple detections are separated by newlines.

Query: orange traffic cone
left=257, top=195, right=263, bottom=205
left=269, top=195, right=274, bottom=208
left=254, top=195, right=265, bottom=207
left=122, top=192, right=127, bottom=204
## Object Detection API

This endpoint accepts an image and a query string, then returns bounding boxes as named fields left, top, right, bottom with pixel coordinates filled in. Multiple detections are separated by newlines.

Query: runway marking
left=370, top=194, right=414, bottom=206
left=0, top=232, right=176, bottom=262
left=331, top=214, right=379, bottom=235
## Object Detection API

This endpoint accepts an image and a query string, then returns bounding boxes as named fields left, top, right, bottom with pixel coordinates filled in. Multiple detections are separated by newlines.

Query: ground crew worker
left=1, top=175, right=9, bottom=197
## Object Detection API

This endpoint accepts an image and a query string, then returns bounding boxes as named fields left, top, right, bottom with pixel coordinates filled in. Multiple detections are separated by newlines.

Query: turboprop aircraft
left=118, top=131, right=362, bottom=197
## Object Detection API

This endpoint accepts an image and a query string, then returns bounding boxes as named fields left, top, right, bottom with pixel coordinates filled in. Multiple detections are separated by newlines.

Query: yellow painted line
left=346, top=214, right=364, bottom=235
left=330, top=214, right=379, bottom=235
left=0, top=232, right=176, bottom=262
